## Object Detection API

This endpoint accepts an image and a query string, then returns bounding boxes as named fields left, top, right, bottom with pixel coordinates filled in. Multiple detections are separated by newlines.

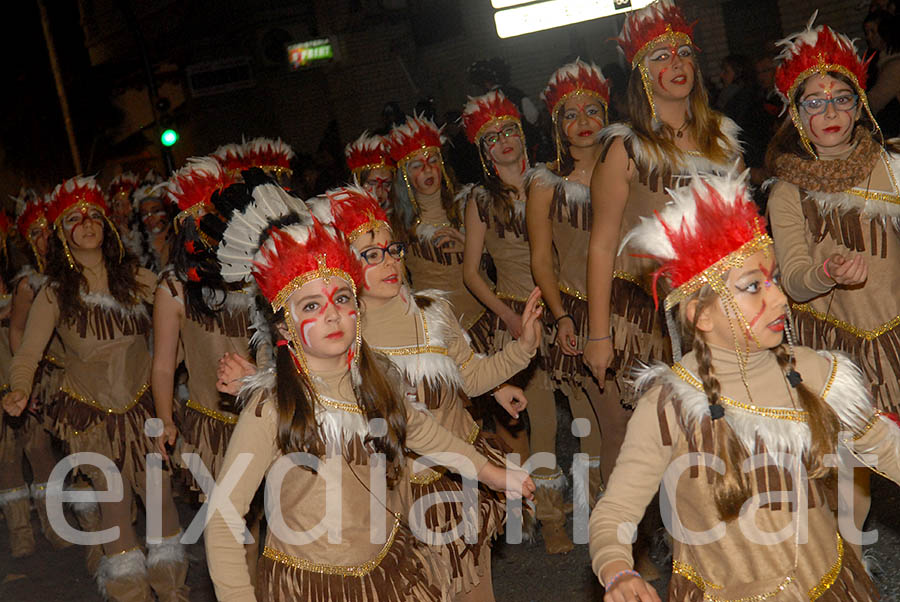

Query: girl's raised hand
left=518, top=287, right=544, bottom=354
left=216, top=353, right=258, bottom=395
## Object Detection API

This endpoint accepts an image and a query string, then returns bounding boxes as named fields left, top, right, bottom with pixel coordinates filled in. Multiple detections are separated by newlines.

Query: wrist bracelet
left=588, top=335, right=611, bottom=342
left=606, top=569, right=641, bottom=590
left=823, top=258, right=833, bottom=280
left=554, top=313, right=574, bottom=326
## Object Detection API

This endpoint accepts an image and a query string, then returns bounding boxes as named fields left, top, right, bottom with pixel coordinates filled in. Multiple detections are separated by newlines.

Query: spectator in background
left=868, top=12, right=900, bottom=138
left=374, top=101, right=405, bottom=136
left=864, top=11, right=887, bottom=86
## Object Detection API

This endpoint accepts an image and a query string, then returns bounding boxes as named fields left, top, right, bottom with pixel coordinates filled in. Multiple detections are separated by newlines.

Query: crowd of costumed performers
left=1, top=0, right=899, bottom=601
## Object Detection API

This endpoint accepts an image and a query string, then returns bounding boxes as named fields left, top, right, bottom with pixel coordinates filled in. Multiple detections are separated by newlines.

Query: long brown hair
left=626, top=60, right=734, bottom=165
left=271, top=312, right=408, bottom=487
left=679, top=285, right=841, bottom=521
left=477, top=136, right=522, bottom=229
left=46, top=220, right=144, bottom=322
left=392, top=160, right=462, bottom=233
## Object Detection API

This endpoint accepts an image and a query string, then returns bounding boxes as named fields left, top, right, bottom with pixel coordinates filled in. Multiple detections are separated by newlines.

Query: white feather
left=523, top=164, right=590, bottom=206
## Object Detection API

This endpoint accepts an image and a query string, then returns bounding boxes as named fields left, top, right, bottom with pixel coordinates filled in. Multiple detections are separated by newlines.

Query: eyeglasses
left=360, top=241, right=406, bottom=265
left=797, top=94, right=859, bottom=115
left=481, top=124, right=521, bottom=146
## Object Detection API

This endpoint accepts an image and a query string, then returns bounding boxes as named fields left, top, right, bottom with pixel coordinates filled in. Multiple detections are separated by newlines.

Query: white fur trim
left=316, top=399, right=370, bottom=453
left=97, top=548, right=148, bottom=593
left=30, top=481, right=64, bottom=500
left=533, top=469, right=567, bottom=492
left=817, top=351, right=877, bottom=433
left=71, top=498, right=100, bottom=518
left=79, top=290, right=149, bottom=321
left=0, top=485, right=30, bottom=505
left=599, top=119, right=742, bottom=177
left=633, top=361, right=813, bottom=458
left=237, top=367, right=276, bottom=409
left=146, top=531, right=185, bottom=567
left=523, top=164, right=590, bottom=207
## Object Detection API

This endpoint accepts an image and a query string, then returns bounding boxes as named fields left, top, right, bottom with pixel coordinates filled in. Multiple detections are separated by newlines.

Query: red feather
left=615, top=0, right=694, bottom=66
left=775, top=25, right=869, bottom=99
left=541, top=60, right=610, bottom=115
left=387, top=114, right=444, bottom=165
left=461, top=91, right=521, bottom=144
left=322, top=186, right=390, bottom=241
left=345, top=133, right=394, bottom=173
left=47, top=177, right=109, bottom=225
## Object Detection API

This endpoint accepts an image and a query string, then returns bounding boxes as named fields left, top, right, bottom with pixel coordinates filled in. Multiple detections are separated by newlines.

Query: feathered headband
left=212, top=143, right=246, bottom=177
left=621, top=167, right=772, bottom=312
left=615, top=0, right=694, bottom=68
left=161, top=156, right=235, bottom=228
left=214, top=174, right=360, bottom=310
left=242, top=137, right=295, bottom=179
left=307, top=184, right=391, bottom=245
left=345, top=132, right=395, bottom=176
left=133, top=169, right=167, bottom=210
left=774, top=13, right=877, bottom=158
left=47, top=176, right=109, bottom=226
left=108, top=172, right=140, bottom=198
left=387, top=113, right=446, bottom=166
left=461, top=90, right=522, bottom=144
left=540, top=59, right=610, bottom=117
left=15, top=191, right=47, bottom=241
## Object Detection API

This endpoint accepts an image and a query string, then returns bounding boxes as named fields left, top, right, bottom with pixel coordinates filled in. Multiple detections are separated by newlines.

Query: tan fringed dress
left=595, top=119, right=743, bottom=392
left=362, top=287, right=534, bottom=595
left=404, top=213, right=489, bottom=350
left=768, top=130, right=900, bottom=414
left=204, top=362, right=491, bottom=602
left=9, top=267, right=158, bottom=494
left=157, top=268, right=258, bottom=487
left=590, top=344, right=897, bottom=600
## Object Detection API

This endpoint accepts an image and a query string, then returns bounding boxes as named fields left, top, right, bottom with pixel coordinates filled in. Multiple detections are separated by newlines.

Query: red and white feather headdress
left=621, top=167, right=772, bottom=311
left=161, top=157, right=235, bottom=227
left=212, top=143, right=246, bottom=177
left=461, top=90, right=521, bottom=144
left=345, top=132, right=394, bottom=177
left=242, top=137, right=295, bottom=179
left=47, top=176, right=109, bottom=226
left=15, top=191, right=48, bottom=242
left=387, top=113, right=446, bottom=167
left=307, top=184, right=391, bottom=245
left=108, top=173, right=140, bottom=198
left=774, top=12, right=877, bottom=157
left=540, top=59, right=610, bottom=117
left=615, top=0, right=694, bottom=68
left=774, top=14, right=869, bottom=105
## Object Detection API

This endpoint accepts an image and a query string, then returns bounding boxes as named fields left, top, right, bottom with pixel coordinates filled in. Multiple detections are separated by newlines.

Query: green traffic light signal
left=161, top=129, right=179, bottom=147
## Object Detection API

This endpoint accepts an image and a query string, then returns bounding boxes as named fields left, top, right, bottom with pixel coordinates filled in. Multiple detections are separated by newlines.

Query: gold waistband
left=378, top=345, right=448, bottom=357
left=262, top=517, right=401, bottom=577
left=672, top=533, right=843, bottom=601
left=60, top=383, right=150, bottom=415
left=792, top=303, right=900, bottom=341
left=185, top=399, right=238, bottom=425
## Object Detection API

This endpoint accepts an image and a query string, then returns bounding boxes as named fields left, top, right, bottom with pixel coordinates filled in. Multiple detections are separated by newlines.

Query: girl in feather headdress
left=591, top=168, right=898, bottom=602
left=765, top=13, right=900, bottom=564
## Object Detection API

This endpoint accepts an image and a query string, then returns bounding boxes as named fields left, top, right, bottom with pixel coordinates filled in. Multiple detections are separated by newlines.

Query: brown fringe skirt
left=793, top=308, right=900, bottom=414
left=405, top=430, right=509, bottom=596
left=465, top=308, right=495, bottom=355
left=256, top=526, right=450, bottom=602
left=47, top=385, right=158, bottom=494
left=546, top=278, right=669, bottom=392
left=178, top=402, right=237, bottom=492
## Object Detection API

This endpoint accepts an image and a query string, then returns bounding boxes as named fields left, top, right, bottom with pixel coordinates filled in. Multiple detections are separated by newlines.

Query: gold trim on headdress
left=786, top=61, right=881, bottom=159
left=347, top=211, right=389, bottom=244
left=664, top=230, right=774, bottom=311
left=271, top=267, right=358, bottom=312
left=631, top=26, right=693, bottom=68
left=350, top=161, right=394, bottom=179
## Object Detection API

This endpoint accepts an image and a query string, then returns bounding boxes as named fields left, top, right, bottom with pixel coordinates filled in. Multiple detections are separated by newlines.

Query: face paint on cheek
left=362, top=264, right=377, bottom=290
left=657, top=67, right=669, bottom=91
left=748, top=299, right=767, bottom=328
left=299, top=318, right=317, bottom=347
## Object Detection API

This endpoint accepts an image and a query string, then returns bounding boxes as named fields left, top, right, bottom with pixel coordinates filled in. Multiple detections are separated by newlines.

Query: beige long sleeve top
left=590, top=343, right=900, bottom=599
left=9, top=264, right=155, bottom=406
left=204, top=363, right=489, bottom=602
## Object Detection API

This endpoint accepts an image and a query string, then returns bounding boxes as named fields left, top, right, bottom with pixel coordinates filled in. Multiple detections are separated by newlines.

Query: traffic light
left=160, top=128, right=179, bottom=147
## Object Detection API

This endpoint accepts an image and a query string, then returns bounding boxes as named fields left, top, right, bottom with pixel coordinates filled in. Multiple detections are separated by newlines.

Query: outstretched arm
left=151, top=278, right=185, bottom=460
